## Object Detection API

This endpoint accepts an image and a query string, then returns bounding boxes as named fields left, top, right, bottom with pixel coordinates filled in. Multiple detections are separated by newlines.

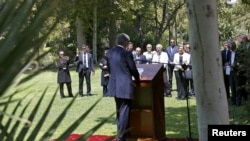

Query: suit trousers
left=175, top=70, right=188, bottom=99
left=59, top=83, right=73, bottom=97
left=78, top=69, right=91, bottom=95
left=115, top=97, right=132, bottom=141
left=223, top=71, right=230, bottom=98
left=168, top=64, right=175, bottom=89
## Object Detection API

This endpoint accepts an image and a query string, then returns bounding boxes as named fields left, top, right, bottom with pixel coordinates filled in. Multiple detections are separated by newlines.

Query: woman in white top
left=173, top=45, right=190, bottom=100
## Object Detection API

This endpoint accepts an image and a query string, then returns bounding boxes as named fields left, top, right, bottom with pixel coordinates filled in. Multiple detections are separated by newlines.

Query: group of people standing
left=56, top=33, right=196, bottom=141
left=56, top=44, right=95, bottom=98
left=221, top=39, right=250, bottom=106
left=127, top=39, right=195, bottom=100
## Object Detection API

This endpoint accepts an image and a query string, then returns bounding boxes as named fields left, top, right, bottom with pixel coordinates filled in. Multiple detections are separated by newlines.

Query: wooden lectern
left=129, top=64, right=166, bottom=141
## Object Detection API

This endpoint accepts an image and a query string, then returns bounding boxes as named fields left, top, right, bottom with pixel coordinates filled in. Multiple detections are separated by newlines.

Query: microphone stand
left=182, top=64, right=193, bottom=141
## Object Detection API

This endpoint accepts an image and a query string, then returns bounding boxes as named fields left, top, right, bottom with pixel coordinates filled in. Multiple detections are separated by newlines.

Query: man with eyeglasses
left=166, top=39, right=179, bottom=95
left=143, top=43, right=156, bottom=64
left=75, top=44, right=95, bottom=97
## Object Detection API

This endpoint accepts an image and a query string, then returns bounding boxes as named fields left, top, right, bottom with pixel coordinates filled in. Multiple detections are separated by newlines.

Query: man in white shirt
left=152, top=44, right=171, bottom=97
left=143, top=43, right=156, bottom=64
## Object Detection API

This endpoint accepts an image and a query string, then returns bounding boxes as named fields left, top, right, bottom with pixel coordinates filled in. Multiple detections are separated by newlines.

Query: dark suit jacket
left=107, top=46, right=140, bottom=99
left=57, top=58, right=71, bottom=83
left=166, top=45, right=179, bottom=63
left=134, top=54, right=147, bottom=64
left=99, top=57, right=109, bottom=86
left=75, top=52, right=95, bottom=73
left=221, top=49, right=231, bottom=66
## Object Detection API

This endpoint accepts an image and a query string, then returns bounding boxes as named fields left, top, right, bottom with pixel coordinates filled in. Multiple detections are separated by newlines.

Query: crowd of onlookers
left=124, top=39, right=195, bottom=100
left=56, top=34, right=250, bottom=105
left=55, top=33, right=250, bottom=141
left=221, top=35, right=250, bottom=106
left=56, top=39, right=196, bottom=101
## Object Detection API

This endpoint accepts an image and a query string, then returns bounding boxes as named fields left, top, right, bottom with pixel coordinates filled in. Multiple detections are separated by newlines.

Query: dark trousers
left=103, top=85, right=108, bottom=96
left=223, top=72, right=230, bottom=98
left=186, top=79, right=194, bottom=95
left=175, top=70, right=188, bottom=99
left=168, top=64, right=175, bottom=90
left=78, top=69, right=91, bottom=95
left=163, top=69, right=171, bottom=95
left=59, top=83, right=73, bottom=97
left=230, top=70, right=238, bottom=105
left=115, top=98, right=132, bottom=141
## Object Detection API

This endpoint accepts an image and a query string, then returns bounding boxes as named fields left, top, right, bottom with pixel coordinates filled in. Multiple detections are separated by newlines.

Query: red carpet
left=51, top=134, right=199, bottom=141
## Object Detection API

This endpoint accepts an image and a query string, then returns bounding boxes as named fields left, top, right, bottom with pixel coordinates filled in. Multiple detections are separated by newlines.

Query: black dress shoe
left=87, top=94, right=92, bottom=96
left=61, top=96, right=65, bottom=99
left=79, top=94, right=84, bottom=97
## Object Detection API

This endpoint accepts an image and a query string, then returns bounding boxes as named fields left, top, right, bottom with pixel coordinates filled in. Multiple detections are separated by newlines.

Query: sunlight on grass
left=3, top=66, right=249, bottom=140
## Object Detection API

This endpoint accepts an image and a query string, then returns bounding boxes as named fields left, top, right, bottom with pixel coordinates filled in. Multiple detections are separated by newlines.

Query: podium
left=129, top=64, right=166, bottom=141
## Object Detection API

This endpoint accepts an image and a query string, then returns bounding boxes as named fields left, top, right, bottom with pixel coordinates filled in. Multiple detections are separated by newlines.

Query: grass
left=2, top=66, right=250, bottom=140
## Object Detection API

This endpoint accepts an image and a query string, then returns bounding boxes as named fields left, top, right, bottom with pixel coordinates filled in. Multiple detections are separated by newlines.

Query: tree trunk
left=92, top=0, right=97, bottom=63
left=186, top=1, right=229, bottom=141
left=76, top=16, right=86, bottom=49
left=108, top=19, right=117, bottom=48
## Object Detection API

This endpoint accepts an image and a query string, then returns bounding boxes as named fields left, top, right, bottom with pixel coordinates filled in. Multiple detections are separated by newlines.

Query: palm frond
left=26, top=87, right=58, bottom=141
left=0, top=0, right=59, bottom=96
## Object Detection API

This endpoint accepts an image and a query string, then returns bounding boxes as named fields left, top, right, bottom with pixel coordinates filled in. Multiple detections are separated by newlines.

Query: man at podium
left=106, top=33, right=140, bottom=141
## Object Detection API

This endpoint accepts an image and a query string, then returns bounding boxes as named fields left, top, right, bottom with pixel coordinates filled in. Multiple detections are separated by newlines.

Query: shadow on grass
left=165, top=104, right=198, bottom=138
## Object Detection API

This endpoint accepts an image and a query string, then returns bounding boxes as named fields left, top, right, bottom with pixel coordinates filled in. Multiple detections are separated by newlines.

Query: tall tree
left=186, top=1, right=229, bottom=141
left=153, top=0, right=185, bottom=44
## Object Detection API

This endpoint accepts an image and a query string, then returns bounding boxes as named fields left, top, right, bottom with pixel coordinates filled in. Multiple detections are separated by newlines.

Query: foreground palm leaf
left=0, top=0, right=58, bottom=96
left=0, top=0, right=112, bottom=140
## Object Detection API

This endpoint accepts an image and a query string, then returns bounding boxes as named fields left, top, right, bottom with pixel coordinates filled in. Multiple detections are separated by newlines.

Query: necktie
left=136, top=55, right=140, bottom=64
left=158, top=52, right=161, bottom=62
left=179, top=55, right=183, bottom=64
left=83, top=53, right=86, bottom=68
left=225, top=50, right=228, bottom=60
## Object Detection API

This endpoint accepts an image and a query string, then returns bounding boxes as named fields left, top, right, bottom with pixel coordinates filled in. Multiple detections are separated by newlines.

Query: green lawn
left=2, top=66, right=249, bottom=140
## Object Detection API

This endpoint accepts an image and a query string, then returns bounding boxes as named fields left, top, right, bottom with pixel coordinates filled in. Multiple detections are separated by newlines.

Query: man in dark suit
left=166, top=39, right=179, bottom=91
left=134, top=47, right=147, bottom=64
left=107, top=33, right=140, bottom=141
left=221, top=42, right=231, bottom=99
left=75, top=44, right=95, bottom=97
left=99, top=49, right=109, bottom=96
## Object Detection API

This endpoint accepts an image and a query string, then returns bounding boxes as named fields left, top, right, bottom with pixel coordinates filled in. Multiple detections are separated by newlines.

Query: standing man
left=127, top=41, right=136, bottom=58
left=75, top=44, right=95, bottom=97
left=166, top=39, right=179, bottom=91
left=152, top=44, right=171, bottom=97
left=134, top=47, right=147, bottom=64
left=221, top=42, right=231, bottom=99
left=143, top=43, right=156, bottom=64
left=107, top=33, right=140, bottom=141
left=99, top=49, right=109, bottom=96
